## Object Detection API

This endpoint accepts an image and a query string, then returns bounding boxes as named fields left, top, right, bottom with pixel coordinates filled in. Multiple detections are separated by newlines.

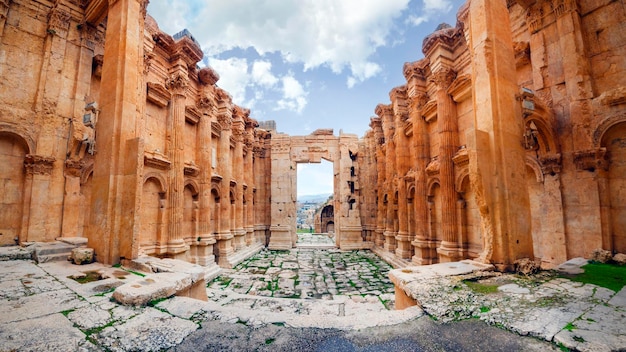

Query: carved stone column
left=216, top=93, right=235, bottom=266
left=87, top=0, right=145, bottom=264
left=391, top=87, right=412, bottom=259
left=243, top=121, right=256, bottom=246
left=377, top=104, right=397, bottom=253
left=195, top=93, right=217, bottom=266
left=231, top=112, right=246, bottom=250
left=432, top=68, right=462, bottom=262
left=23, top=155, right=55, bottom=242
left=369, top=117, right=386, bottom=247
left=467, top=0, right=533, bottom=269
left=165, top=71, right=189, bottom=256
left=409, top=91, right=436, bottom=265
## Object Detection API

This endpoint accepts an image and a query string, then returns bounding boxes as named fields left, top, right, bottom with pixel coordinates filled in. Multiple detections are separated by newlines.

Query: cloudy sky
left=147, top=0, right=464, bottom=196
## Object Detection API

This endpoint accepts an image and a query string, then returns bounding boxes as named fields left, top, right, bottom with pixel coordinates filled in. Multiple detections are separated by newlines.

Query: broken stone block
left=613, top=253, right=626, bottom=265
left=70, top=248, right=94, bottom=265
left=514, top=258, right=540, bottom=276
left=591, top=248, right=612, bottom=263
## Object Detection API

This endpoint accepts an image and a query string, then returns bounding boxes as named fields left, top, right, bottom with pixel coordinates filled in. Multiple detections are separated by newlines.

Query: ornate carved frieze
left=573, top=148, right=608, bottom=172
left=527, top=5, right=544, bottom=33
left=554, top=0, right=578, bottom=17
left=146, top=82, right=171, bottom=107
left=24, top=155, right=55, bottom=175
left=64, top=159, right=85, bottom=177
left=48, top=7, right=71, bottom=36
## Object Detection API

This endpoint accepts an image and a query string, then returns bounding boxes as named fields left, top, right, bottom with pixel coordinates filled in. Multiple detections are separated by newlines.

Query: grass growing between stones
left=69, top=271, right=103, bottom=284
left=462, top=280, right=499, bottom=294
left=561, top=262, right=626, bottom=292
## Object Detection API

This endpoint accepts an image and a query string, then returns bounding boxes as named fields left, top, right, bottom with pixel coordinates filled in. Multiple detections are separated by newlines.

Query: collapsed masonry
left=0, top=0, right=624, bottom=273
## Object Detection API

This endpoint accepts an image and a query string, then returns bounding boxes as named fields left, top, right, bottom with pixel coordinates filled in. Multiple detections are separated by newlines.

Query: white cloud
left=276, top=74, right=308, bottom=114
left=347, top=62, right=382, bottom=88
left=251, top=61, right=278, bottom=88
left=407, top=0, right=453, bottom=26
left=148, top=0, right=411, bottom=83
left=206, top=57, right=250, bottom=105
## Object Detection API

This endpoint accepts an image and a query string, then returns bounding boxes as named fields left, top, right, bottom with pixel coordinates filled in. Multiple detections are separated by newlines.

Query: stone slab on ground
left=555, top=257, right=589, bottom=275
left=0, top=313, right=96, bottom=351
left=92, top=308, right=198, bottom=352
left=0, top=288, right=88, bottom=324
left=113, top=272, right=195, bottom=306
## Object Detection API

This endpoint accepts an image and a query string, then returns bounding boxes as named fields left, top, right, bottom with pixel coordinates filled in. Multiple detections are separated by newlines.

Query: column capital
left=430, top=68, right=456, bottom=89
left=48, top=7, right=71, bottom=36
left=166, top=71, right=188, bottom=97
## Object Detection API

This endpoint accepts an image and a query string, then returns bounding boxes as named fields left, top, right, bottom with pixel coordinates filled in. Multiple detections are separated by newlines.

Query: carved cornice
left=146, top=82, right=171, bottom=107
left=166, top=72, right=189, bottom=96
left=198, top=67, right=220, bottom=86
left=184, top=162, right=199, bottom=176
left=422, top=26, right=463, bottom=55
left=48, top=7, right=71, bottom=35
left=422, top=100, right=438, bottom=123
left=447, top=74, right=471, bottom=102
left=81, top=24, right=103, bottom=50
left=403, top=59, right=429, bottom=82
left=452, top=147, right=469, bottom=167
left=425, top=156, right=440, bottom=176
left=574, top=148, right=608, bottom=171
left=24, top=155, right=55, bottom=175
left=375, top=104, right=393, bottom=119
left=185, top=106, right=201, bottom=125
left=144, top=151, right=171, bottom=170
left=143, top=51, right=155, bottom=75
left=211, top=121, right=221, bottom=138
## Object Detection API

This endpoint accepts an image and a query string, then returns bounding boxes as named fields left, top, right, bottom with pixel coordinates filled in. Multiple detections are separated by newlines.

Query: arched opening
left=139, top=177, right=165, bottom=255
left=183, top=183, right=199, bottom=242
left=320, top=205, right=334, bottom=233
left=602, top=121, right=626, bottom=253
left=0, top=133, right=28, bottom=246
left=459, top=175, right=481, bottom=259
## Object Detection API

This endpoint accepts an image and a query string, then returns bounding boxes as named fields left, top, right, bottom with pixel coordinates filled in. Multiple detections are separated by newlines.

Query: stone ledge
left=389, top=260, right=494, bottom=310
left=113, top=257, right=220, bottom=305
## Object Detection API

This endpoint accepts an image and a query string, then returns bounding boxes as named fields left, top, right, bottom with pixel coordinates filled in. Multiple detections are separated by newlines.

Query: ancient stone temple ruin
left=0, top=0, right=624, bottom=274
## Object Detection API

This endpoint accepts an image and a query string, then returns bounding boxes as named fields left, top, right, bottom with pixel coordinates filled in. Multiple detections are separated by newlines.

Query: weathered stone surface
left=514, top=258, right=540, bottom=276
left=70, top=247, right=94, bottom=265
left=92, top=309, right=198, bottom=352
left=112, top=272, right=194, bottom=306
left=613, top=253, right=626, bottom=265
left=591, top=249, right=613, bottom=263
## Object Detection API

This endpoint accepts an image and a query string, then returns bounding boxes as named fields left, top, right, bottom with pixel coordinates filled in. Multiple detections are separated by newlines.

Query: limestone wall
left=363, top=0, right=626, bottom=269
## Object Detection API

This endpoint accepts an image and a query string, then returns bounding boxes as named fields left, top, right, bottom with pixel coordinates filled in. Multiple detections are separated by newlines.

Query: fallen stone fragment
left=613, top=253, right=626, bottom=265
left=591, top=248, right=612, bottom=263
left=70, top=247, right=94, bottom=265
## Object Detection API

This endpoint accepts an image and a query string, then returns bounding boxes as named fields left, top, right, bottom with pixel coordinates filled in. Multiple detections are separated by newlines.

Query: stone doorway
left=268, top=130, right=370, bottom=251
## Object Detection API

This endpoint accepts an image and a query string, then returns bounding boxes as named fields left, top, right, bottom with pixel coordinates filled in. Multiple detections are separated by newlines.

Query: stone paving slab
left=0, top=313, right=97, bottom=351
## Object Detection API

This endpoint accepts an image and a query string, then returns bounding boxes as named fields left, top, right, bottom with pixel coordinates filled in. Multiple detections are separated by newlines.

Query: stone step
left=33, top=242, right=77, bottom=263
left=0, top=245, right=33, bottom=261
left=35, top=252, right=70, bottom=263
